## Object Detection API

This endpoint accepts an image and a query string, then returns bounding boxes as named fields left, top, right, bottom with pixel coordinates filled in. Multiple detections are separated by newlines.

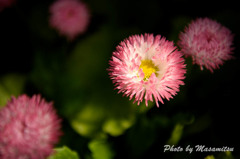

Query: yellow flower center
left=139, top=60, right=159, bottom=81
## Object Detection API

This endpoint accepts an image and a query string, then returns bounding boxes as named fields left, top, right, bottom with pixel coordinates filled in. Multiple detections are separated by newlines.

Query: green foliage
left=59, top=25, right=140, bottom=138
left=205, top=155, right=215, bottom=159
left=0, top=74, right=25, bottom=107
left=88, top=139, right=114, bottom=159
left=70, top=102, right=106, bottom=138
left=47, top=146, right=80, bottom=159
left=185, top=113, right=212, bottom=135
left=167, top=123, right=184, bottom=145
left=69, top=98, right=136, bottom=138
left=205, top=152, right=235, bottom=159
left=102, top=117, right=135, bottom=136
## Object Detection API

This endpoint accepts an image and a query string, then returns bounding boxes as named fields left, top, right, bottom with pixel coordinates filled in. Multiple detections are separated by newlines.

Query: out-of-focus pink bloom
left=178, top=17, right=234, bottom=72
left=0, top=94, right=61, bottom=159
left=49, top=0, right=90, bottom=40
left=0, top=0, right=15, bottom=11
left=108, top=34, right=186, bottom=107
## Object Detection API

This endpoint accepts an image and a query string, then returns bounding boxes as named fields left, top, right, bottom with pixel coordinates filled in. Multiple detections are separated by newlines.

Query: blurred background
left=0, top=0, right=239, bottom=158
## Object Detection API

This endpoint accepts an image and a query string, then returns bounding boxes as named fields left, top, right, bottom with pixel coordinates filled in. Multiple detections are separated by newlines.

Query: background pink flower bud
left=49, top=0, right=90, bottom=40
left=178, top=17, right=234, bottom=72
left=0, top=0, right=15, bottom=11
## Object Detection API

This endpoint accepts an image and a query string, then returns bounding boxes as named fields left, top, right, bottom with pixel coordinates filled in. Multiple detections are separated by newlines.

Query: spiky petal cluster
left=49, top=0, right=90, bottom=40
left=108, top=34, right=186, bottom=107
left=178, top=17, right=234, bottom=72
left=0, top=94, right=61, bottom=159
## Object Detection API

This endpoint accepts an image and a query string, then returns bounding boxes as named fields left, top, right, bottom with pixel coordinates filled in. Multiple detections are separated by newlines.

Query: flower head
left=108, top=34, right=186, bottom=107
left=49, top=0, right=90, bottom=40
left=178, top=17, right=234, bottom=72
left=0, top=94, right=61, bottom=159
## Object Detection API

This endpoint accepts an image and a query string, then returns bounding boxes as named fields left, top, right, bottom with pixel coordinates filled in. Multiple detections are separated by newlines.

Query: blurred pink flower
left=0, top=94, right=61, bottom=159
left=108, top=34, right=186, bottom=107
left=0, top=0, right=15, bottom=11
left=178, top=17, right=234, bottom=72
left=49, top=0, right=90, bottom=40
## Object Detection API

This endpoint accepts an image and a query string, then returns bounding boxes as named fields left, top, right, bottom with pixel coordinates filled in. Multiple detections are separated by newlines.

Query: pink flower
left=108, top=34, right=186, bottom=107
left=0, top=0, right=15, bottom=11
left=0, top=94, right=61, bottom=159
left=178, top=17, right=234, bottom=72
left=49, top=0, right=90, bottom=40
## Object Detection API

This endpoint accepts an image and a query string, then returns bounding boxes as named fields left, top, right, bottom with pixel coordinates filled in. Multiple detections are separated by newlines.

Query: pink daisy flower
left=49, top=0, right=90, bottom=40
left=0, top=94, right=61, bottom=159
left=178, top=17, right=234, bottom=72
left=108, top=34, right=186, bottom=107
left=0, top=0, right=15, bottom=11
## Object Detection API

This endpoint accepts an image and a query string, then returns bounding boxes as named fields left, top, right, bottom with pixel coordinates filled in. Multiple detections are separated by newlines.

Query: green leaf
left=88, top=139, right=114, bottom=159
left=205, top=155, right=215, bottom=159
left=0, top=74, right=25, bottom=107
left=102, top=116, right=135, bottom=136
left=166, top=123, right=184, bottom=145
left=47, top=146, right=80, bottom=159
left=70, top=102, right=106, bottom=138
